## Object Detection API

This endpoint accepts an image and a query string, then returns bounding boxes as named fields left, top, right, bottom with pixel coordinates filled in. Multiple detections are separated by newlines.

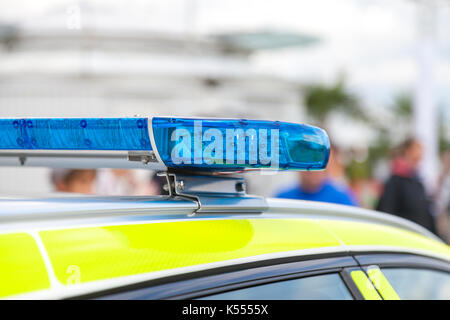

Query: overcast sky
left=1, top=0, right=450, bottom=118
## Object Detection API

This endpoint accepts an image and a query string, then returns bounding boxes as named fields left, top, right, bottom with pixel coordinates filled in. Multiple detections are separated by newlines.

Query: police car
left=0, top=117, right=449, bottom=300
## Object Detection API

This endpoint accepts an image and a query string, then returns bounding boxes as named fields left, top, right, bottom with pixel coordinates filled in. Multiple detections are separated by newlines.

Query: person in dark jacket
left=376, top=138, right=435, bottom=232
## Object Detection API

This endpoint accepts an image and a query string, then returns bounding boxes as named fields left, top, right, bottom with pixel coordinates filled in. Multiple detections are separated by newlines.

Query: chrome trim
left=195, top=195, right=268, bottom=214
left=0, top=150, right=166, bottom=170
left=0, top=196, right=197, bottom=226
left=0, top=150, right=129, bottom=156
left=127, top=151, right=158, bottom=164
left=147, top=116, right=166, bottom=169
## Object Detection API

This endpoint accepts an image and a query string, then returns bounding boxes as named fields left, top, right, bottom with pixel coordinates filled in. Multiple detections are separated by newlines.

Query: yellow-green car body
left=1, top=195, right=449, bottom=300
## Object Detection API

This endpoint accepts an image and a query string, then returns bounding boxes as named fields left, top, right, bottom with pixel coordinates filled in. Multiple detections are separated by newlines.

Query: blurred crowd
left=50, top=168, right=167, bottom=197
left=49, top=138, right=450, bottom=244
left=275, top=139, right=450, bottom=243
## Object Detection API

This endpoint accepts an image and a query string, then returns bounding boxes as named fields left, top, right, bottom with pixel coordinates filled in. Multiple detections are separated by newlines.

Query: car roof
left=0, top=194, right=449, bottom=299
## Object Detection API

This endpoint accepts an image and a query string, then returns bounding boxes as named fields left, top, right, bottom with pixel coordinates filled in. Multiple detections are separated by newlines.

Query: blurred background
left=0, top=0, right=449, bottom=239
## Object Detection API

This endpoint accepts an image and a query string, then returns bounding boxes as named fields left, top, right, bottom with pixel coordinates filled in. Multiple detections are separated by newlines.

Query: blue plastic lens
left=152, top=117, right=330, bottom=171
left=0, top=118, right=152, bottom=150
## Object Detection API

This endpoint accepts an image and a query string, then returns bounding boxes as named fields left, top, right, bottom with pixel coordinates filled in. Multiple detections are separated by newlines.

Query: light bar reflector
left=0, top=118, right=152, bottom=151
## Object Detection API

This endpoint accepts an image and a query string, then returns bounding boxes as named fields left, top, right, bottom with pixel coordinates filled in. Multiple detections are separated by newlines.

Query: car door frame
left=353, top=252, right=450, bottom=299
left=354, top=253, right=450, bottom=273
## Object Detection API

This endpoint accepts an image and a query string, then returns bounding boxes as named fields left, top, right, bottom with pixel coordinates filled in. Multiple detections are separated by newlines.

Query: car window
left=199, top=273, right=353, bottom=300
left=381, top=268, right=450, bottom=300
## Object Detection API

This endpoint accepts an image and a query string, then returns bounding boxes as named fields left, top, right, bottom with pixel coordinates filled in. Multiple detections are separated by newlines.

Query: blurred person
left=434, top=151, right=450, bottom=243
left=95, top=169, right=168, bottom=196
left=326, top=145, right=349, bottom=186
left=95, top=169, right=139, bottom=196
left=376, top=138, right=435, bottom=232
left=274, top=170, right=358, bottom=206
left=351, top=178, right=383, bottom=209
left=347, top=156, right=383, bottom=209
left=51, top=169, right=96, bottom=194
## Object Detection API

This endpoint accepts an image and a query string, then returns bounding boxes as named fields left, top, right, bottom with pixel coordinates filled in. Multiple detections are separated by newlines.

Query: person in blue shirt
left=274, top=170, right=358, bottom=206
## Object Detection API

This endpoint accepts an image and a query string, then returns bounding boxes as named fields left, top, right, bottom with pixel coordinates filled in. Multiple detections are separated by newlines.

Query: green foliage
left=391, top=94, right=413, bottom=119
left=390, top=95, right=450, bottom=154
left=438, top=109, right=450, bottom=154
left=302, top=79, right=450, bottom=181
left=440, top=135, right=450, bottom=154
left=346, top=159, right=371, bottom=182
left=303, top=78, right=367, bottom=125
left=368, top=129, right=392, bottom=163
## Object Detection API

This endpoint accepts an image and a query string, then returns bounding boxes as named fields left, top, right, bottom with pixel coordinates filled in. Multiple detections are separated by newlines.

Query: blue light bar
left=0, top=118, right=152, bottom=151
left=0, top=117, right=329, bottom=172
left=152, top=117, right=330, bottom=171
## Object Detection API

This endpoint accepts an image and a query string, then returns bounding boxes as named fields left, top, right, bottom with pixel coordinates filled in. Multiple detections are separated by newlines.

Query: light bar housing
left=0, top=117, right=330, bottom=172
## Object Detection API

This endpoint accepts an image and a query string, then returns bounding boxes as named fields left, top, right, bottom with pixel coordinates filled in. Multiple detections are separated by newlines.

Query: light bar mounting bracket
left=157, top=172, right=268, bottom=216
